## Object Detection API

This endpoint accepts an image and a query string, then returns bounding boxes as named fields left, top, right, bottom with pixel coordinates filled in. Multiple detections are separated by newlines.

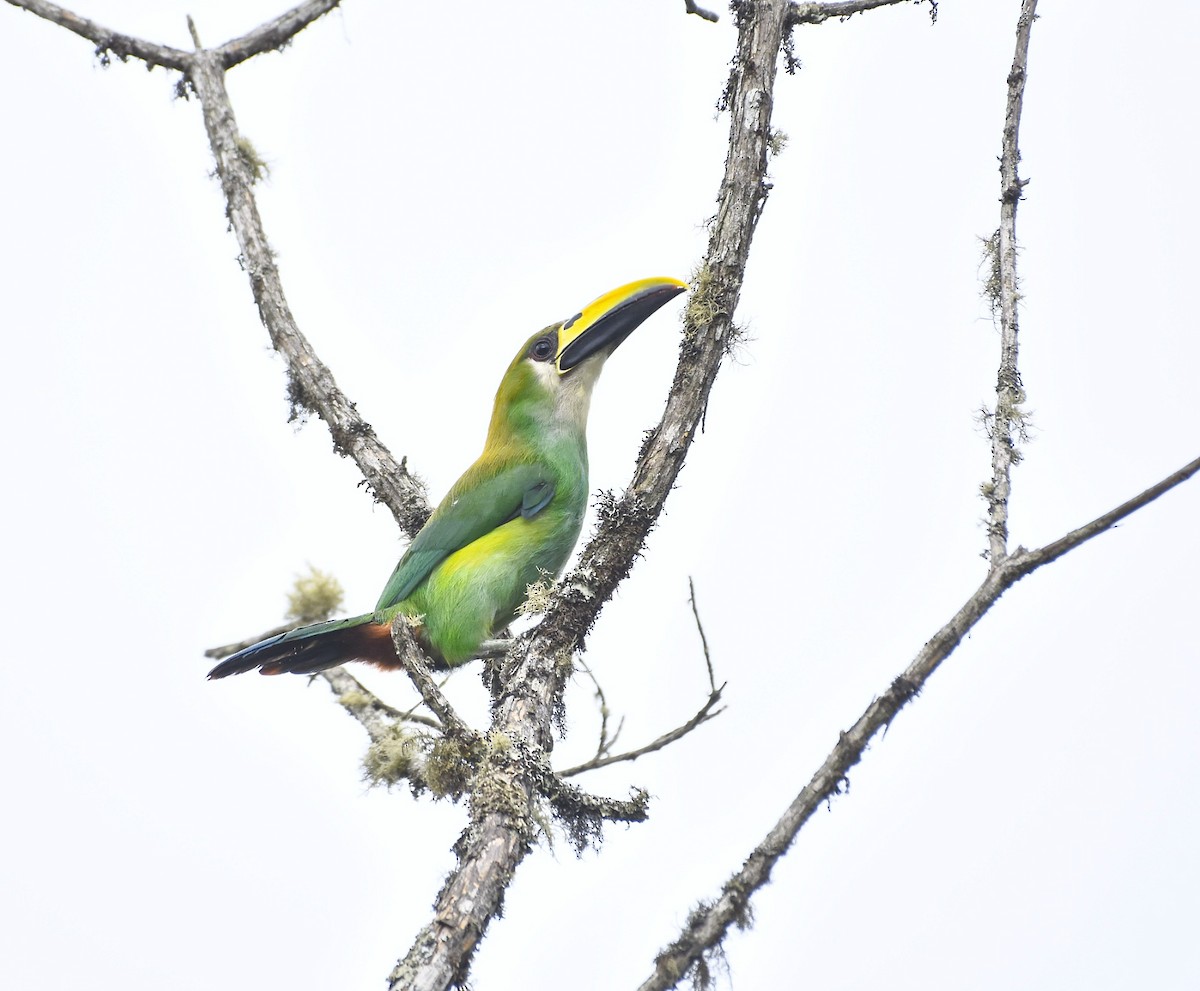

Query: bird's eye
left=530, top=336, right=556, bottom=362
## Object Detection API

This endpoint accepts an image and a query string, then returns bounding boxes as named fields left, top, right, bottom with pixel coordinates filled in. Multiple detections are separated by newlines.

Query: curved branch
left=185, top=48, right=432, bottom=536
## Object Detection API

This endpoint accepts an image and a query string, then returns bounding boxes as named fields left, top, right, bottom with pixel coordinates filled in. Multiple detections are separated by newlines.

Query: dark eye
left=530, top=336, right=555, bottom=362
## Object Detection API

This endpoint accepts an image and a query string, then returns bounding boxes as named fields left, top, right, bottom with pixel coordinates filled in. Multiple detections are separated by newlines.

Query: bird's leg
left=476, top=638, right=513, bottom=658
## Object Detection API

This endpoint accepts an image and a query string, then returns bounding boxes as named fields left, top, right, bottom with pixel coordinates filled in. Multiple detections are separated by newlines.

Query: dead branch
left=787, top=0, right=932, bottom=27
left=388, top=3, right=794, bottom=986
left=388, top=618, right=475, bottom=742
left=558, top=686, right=725, bottom=778
left=215, top=0, right=344, bottom=68
left=576, top=658, right=625, bottom=763
left=320, top=666, right=443, bottom=742
left=984, top=0, right=1038, bottom=562
left=688, top=576, right=717, bottom=693
left=6, top=0, right=190, bottom=68
left=184, top=41, right=431, bottom=536
left=638, top=452, right=1198, bottom=991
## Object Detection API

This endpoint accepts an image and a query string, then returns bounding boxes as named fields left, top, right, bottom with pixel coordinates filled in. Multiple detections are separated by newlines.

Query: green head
left=488, top=276, right=687, bottom=442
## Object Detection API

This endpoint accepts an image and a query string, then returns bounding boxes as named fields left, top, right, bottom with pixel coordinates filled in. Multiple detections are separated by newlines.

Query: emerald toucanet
left=208, top=276, right=686, bottom=679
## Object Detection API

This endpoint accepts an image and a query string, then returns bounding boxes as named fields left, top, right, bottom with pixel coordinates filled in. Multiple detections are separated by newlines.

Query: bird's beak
left=556, top=276, right=688, bottom=374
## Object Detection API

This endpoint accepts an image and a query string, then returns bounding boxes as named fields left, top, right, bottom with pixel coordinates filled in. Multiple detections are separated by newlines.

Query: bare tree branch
left=184, top=43, right=432, bottom=537
left=388, top=617, right=475, bottom=742
left=8, top=0, right=433, bottom=538
left=319, top=666, right=444, bottom=741
left=787, top=0, right=932, bottom=27
left=638, top=448, right=1197, bottom=991
left=5, top=0, right=190, bottom=68
left=389, top=3, right=794, bottom=986
left=576, top=658, right=626, bottom=763
left=688, top=576, right=717, bottom=693
left=984, top=0, right=1038, bottom=562
left=214, top=0, right=344, bottom=68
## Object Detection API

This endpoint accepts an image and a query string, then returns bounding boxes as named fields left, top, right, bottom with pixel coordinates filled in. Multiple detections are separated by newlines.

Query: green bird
left=208, top=276, right=686, bottom=680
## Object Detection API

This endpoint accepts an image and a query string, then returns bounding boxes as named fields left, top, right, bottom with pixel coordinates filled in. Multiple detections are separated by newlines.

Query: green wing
left=374, top=461, right=554, bottom=610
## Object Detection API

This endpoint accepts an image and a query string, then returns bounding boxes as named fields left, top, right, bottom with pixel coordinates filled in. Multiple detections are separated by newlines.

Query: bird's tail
left=207, top=614, right=398, bottom=679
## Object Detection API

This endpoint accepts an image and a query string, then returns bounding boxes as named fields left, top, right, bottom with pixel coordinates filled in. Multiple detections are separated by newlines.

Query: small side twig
left=576, top=658, right=625, bottom=763
left=688, top=576, right=717, bottom=693
left=557, top=686, right=725, bottom=778
left=319, top=667, right=443, bottom=743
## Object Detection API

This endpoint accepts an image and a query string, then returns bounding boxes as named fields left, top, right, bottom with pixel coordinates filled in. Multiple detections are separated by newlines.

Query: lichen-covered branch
left=184, top=46, right=431, bottom=536
left=984, top=0, right=1038, bottom=562
left=387, top=3, right=793, bottom=987
left=638, top=452, right=1198, bottom=991
left=787, top=0, right=933, bottom=27
left=388, top=618, right=475, bottom=742
left=8, top=0, right=432, bottom=538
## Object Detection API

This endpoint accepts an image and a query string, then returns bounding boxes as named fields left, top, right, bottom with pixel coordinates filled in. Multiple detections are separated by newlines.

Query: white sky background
left=2, top=1, right=1198, bottom=988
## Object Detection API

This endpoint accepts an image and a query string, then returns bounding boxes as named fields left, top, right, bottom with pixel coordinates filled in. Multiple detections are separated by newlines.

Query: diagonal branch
left=5, top=0, right=190, bottom=69
left=638, top=450, right=1199, bottom=991
left=10, top=0, right=433, bottom=537
left=320, top=666, right=443, bottom=742
left=388, top=617, right=475, bottom=741
left=985, top=0, right=1038, bottom=562
left=215, top=0, right=344, bottom=68
left=184, top=44, right=432, bottom=537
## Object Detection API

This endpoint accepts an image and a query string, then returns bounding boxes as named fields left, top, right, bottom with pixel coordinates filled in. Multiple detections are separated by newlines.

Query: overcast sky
left=2, top=1, right=1198, bottom=989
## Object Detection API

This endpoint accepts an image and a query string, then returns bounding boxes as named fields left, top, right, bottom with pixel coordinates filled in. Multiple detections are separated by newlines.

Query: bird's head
left=489, top=276, right=688, bottom=439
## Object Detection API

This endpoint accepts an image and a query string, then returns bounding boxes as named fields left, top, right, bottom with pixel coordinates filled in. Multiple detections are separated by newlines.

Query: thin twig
left=557, top=687, right=725, bottom=778
left=319, top=667, right=443, bottom=742
left=638, top=452, right=1198, bottom=991
left=576, top=658, right=624, bottom=762
left=985, top=0, right=1038, bottom=563
left=687, top=577, right=717, bottom=693
left=10, top=0, right=433, bottom=538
